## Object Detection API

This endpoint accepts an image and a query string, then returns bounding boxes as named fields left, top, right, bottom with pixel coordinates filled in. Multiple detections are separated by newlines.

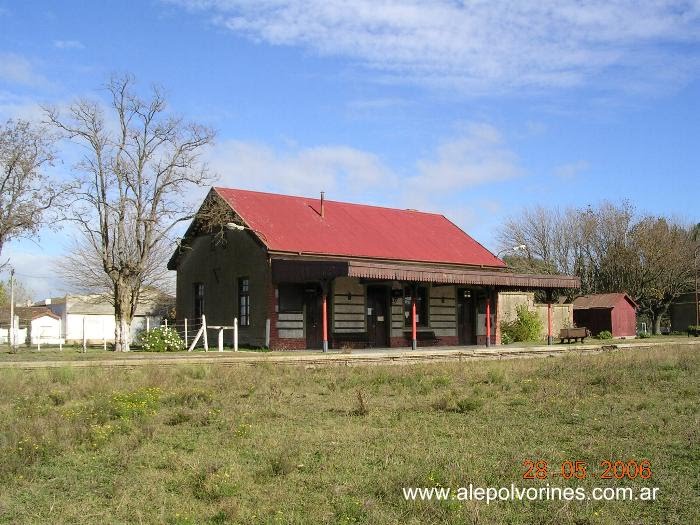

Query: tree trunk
left=113, top=287, right=133, bottom=352
left=114, top=315, right=132, bottom=352
left=650, top=303, right=671, bottom=335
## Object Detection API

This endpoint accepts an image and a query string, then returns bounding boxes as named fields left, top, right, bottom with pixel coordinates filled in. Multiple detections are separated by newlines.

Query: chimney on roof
left=320, top=191, right=325, bottom=218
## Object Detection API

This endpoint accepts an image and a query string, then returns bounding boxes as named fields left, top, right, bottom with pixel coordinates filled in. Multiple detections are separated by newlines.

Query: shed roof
left=210, top=187, right=506, bottom=267
left=573, top=293, right=637, bottom=310
left=0, top=306, right=60, bottom=322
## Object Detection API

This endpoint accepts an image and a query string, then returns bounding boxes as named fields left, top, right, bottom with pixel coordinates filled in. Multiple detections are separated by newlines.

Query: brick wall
left=389, top=334, right=459, bottom=348
left=389, top=336, right=407, bottom=348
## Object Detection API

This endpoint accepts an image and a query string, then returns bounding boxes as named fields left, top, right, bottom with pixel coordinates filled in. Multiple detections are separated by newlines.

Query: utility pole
left=9, top=268, right=15, bottom=349
left=695, top=246, right=699, bottom=328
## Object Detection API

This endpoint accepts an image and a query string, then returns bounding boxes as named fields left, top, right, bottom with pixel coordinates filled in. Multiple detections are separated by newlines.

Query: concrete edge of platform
left=1, top=339, right=697, bottom=370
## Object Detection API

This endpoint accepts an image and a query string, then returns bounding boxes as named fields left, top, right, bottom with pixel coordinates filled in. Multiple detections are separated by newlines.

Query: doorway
left=457, top=288, right=475, bottom=345
left=366, top=286, right=389, bottom=347
left=304, top=286, right=323, bottom=349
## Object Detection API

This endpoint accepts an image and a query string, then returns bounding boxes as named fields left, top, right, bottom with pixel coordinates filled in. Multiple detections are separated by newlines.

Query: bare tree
left=499, top=203, right=696, bottom=334
left=0, top=119, right=70, bottom=266
left=45, top=74, right=215, bottom=351
left=0, top=276, right=33, bottom=307
left=56, top=226, right=175, bottom=298
left=691, top=223, right=700, bottom=242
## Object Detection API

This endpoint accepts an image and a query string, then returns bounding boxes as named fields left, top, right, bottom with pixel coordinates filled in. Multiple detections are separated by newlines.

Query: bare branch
left=499, top=202, right=696, bottom=333
left=0, top=119, right=75, bottom=260
left=45, top=74, right=216, bottom=351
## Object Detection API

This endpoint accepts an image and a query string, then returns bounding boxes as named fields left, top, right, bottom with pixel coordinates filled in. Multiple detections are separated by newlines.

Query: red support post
left=486, top=295, right=491, bottom=347
left=411, top=295, right=417, bottom=350
left=322, top=291, right=328, bottom=353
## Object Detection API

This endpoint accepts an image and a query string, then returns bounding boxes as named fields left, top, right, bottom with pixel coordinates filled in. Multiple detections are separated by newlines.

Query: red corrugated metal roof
left=573, top=293, right=637, bottom=309
left=214, top=187, right=506, bottom=267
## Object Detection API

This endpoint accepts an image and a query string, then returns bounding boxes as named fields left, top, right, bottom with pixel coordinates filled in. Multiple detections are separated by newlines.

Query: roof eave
left=267, top=250, right=507, bottom=270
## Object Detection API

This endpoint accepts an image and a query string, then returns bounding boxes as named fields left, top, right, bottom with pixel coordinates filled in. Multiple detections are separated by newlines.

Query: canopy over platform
left=271, top=259, right=580, bottom=289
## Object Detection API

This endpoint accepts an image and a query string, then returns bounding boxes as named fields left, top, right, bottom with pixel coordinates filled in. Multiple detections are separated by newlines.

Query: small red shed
left=572, top=293, right=637, bottom=337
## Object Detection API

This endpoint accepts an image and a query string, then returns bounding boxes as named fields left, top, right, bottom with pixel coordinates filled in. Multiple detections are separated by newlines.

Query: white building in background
left=38, top=293, right=173, bottom=345
left=0, top=306, right=63, bottom=345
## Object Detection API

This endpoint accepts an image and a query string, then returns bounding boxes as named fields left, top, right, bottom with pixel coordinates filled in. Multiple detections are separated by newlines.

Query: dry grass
left=0, top=346, right=697, bottom=524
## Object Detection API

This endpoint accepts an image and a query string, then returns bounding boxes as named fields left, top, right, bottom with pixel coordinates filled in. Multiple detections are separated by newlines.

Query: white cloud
left=408, top=123, right=522, bottom=192
left=165, top=0, right=700, bottom=93
left=53, top=40, right=84, bottom=50
left=209, top=121, right=522, bottom=213
left=554, top=160, right=589, bottom=180
left=0, top=91, right=43, bottom=120
left=0, top=53, right=47, bottom=87
left=209, top=140, right=398, bottom=199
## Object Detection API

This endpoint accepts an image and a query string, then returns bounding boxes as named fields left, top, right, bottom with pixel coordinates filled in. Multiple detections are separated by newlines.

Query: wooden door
left=366, top=286, right=389, bottom=347
left=457, top=289, right=475, bottom=345
left=304, top=289, right=323, bottom=349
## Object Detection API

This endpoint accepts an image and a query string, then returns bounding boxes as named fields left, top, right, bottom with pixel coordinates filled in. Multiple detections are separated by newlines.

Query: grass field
left=0, top=345, right=697, bottom=524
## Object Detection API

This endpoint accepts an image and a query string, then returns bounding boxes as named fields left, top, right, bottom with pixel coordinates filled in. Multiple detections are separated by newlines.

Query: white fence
left=170, top=315, right=241, bottom=352
left=0, top=318, right=65, bottom=350
left=2, top=315, right=247, bottom=353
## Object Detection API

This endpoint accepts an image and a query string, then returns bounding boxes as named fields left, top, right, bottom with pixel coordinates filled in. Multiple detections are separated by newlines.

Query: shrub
left=596, top=330, right=613, bottom=340
left=639, top=332, right=650, bottom=338
left=268, top=450, right=297, bottom=477
left=500, top=305, right=543, bottom=343
left=455, top=397, right=483, bottom=413
left=353, top=389, right=369, bottom=416
left=139, top=327, right=185, bottom=352
left=431, top=393, right=484, bottom=413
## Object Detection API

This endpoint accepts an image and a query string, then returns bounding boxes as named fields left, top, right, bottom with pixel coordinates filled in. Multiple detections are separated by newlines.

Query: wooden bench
left=403, top=330, right=441, bottom=345
left=559, top=327, right=588, bottom=344
left=332, top=332, right=372, bottom=348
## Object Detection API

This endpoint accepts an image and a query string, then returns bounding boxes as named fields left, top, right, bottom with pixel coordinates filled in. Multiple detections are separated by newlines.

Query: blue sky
left=1, top=1, right=699, bottom=299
